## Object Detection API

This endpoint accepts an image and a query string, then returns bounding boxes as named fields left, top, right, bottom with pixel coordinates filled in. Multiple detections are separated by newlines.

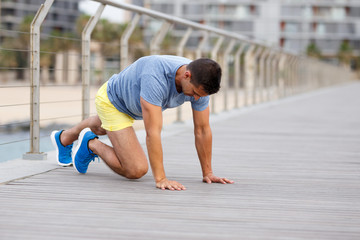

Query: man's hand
left=203, top=173, right=234, bottom=184
left=156, top=178, right=186, bottom=191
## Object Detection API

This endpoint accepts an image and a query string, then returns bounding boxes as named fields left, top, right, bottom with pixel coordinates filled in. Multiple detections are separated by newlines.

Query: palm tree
left=0, top=15, right=33, bottom=80
left=75, top=15, right=146, bottom=84
left=337, top=40, right=353, bottom=68
left=76, top=14, right=145, bottom=59
left=306, top=42, right=322, bottom=59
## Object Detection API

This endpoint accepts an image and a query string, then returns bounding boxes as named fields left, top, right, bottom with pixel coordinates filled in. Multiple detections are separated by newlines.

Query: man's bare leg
left=88, top=127, right=148, bottom=179
left=60, top=116, right=106, bottom=146
left=61, top=116, right=148, bottom=179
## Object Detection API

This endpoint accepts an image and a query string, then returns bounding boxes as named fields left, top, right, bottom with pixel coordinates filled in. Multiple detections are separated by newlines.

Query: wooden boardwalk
left=1, top=82, right=360, bottom=239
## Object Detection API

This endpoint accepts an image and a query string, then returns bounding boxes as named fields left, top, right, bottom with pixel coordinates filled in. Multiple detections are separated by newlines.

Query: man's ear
left=185, top=70, right=191, bottom=80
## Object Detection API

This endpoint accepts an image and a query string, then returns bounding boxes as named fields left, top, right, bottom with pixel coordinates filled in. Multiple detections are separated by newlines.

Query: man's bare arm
left=192, top=106, right=234, bottom=184
left=140, top=97, right=186, bottom=190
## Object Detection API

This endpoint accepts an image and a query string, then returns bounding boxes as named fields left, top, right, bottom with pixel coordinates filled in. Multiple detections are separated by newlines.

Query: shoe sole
left=72, top=128, right=90, bottom=174
left=50, top=130, right=72, bottom=167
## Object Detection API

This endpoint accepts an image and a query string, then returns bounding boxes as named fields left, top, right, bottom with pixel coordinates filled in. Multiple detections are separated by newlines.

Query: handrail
left=91, top=0, right=292, bottom=54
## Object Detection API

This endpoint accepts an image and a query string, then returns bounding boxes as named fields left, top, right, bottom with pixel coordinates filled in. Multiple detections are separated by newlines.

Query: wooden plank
left=0, top=83, right=359, bottom=239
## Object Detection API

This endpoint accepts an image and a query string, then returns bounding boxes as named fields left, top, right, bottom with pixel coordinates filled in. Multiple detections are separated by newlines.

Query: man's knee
left=91, top=126, right=106, bottom=136
left=125, top=164, right=148, bottom=179
left=89, top=116, right=106, bottom=135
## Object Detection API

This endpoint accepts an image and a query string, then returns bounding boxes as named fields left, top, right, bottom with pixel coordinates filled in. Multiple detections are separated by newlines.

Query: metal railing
left=1, top=0, right=352, bottom=160
left=0, top=28, right=113, bottom=162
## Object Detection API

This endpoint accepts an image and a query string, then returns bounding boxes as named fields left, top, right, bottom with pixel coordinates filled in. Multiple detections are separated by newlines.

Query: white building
left=0, top=0, right=80, bottom=40
left=133, top=0, right=360, bottom=58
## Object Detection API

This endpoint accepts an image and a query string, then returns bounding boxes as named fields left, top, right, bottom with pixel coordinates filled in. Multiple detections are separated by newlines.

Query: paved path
left=0, top=82, right=360, bottom=239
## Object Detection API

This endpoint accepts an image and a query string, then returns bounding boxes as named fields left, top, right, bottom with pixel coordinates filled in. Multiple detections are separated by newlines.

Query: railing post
left=234, top=44, right=246, bottom=108
left=308, top=59, right=314, bottom=90
left=176, top=27, right=192, bottom=123
left=265, top=51, right=274, bottom=101
left=285, top=54, right=290, bottom=98
left=317, top=61, right=324, bottom=88
left=277, top=53, right=287, bottom=99
left=275, top=53, right=282, bottom=99
left=283, top=54, right=290, bottom=97
left=196, top=31, right=209, bottom=59
left=223, top=39, right=235, bottom=111
left=305, top=57, right=311, bottom=92
left=293, top=57, right=300, bottom=94
left=253, top=47, right=263, bottom=105
left=290, top=56, right=297, bottom=96
left=121, top=13, right=141, bottom=71
left=311, top=59, right=317, bottom=90
left=270, top=52, right=279, bottom=100
left=302, top=57, right=307, bottom=91
left=23, top=0, right=54, bottom=160
left=211, top=36, right=224, bottom=60
left=81, top=4, right=105, bottom=120
left=210, top=35, right=224, bottom=114
left=306, top=58, right=312, bottom=91
left=313, top=59, right=318, bottom=90
left=300, top=57, right=307, bottom=93
left=177, top=27, right=192, bottom=57
left=244, top=44, right=256, bottom=107
left=259, top=48, right=269, bottom=103
left=150, top=21, right=172, bottom=55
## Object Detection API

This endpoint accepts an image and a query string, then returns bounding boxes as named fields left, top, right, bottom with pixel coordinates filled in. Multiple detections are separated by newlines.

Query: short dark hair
left=187, top=58, right=221, bottom=95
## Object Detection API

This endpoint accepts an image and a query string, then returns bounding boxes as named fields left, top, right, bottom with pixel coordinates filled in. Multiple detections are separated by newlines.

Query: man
left=51, top=55, right=234, bottom=191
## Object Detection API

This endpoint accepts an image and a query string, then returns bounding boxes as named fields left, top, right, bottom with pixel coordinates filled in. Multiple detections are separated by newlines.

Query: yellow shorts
left=95, top=82, right=134, bottom=131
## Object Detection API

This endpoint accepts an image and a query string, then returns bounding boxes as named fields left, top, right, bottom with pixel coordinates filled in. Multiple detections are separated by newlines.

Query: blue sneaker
left=73, top=128, right=99, bottom=174
left=51, top=130, right=73, bottom=166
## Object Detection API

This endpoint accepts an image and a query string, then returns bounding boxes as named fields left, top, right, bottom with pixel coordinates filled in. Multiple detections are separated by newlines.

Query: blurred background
left=0, top=0, right=359, bottom=162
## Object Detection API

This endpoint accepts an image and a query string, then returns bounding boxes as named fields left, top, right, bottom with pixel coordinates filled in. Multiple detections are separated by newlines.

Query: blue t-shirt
left=106, top=55, right=209, bottom=120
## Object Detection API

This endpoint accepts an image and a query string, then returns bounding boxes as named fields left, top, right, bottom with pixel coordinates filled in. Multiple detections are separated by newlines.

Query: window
left=281, top=6, right=302, bottom=16
left=235, top=5, right=258, bottom=18
left=207, top=5, right=219, bottom=15
left=152, top=3, right=174, bottom=14
left=224, top=5, right=236, bottom=15
left=6, top=22, right=13, bottom=30
left=317, top=23, right=326, bottom=35
left=349, top=7, right=360, bottom=17
left=284, top=39, right=302, bottom=52
left=73, top=3, right=79, bottom=10
left=2, top=8, right=15, bottom=17
left=284, top=22, right=299, bottom=33
left=183, top=4, right=204, bottom=16
left=316, top=39, right=341, bottom=52
left=236, top=6, right=247, bottom=18
left=303, top=6, right=312, bottom=18
left=231, top=21, right=253, bottom=32
left=332, top=7, right=345, bottom=20
left=149, top=20, right=162, bottom=32
left=316, top=7, right=331, bottom=17
left=350, top=40, right=360, bottom=51
left=337, top=23, right=354, bottom=34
